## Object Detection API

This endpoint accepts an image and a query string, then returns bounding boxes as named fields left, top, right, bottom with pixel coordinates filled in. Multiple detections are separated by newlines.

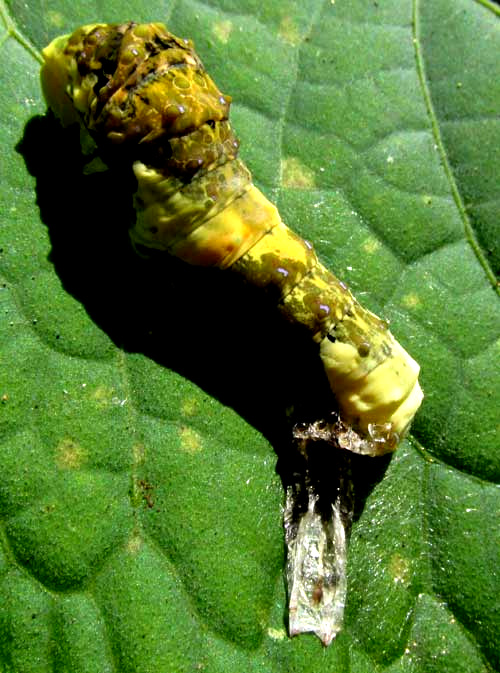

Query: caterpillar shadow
left=18, top=113, right=391, bottom=523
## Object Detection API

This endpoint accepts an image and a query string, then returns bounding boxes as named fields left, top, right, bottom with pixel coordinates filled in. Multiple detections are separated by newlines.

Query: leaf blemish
left=47, top=10, right=65, bottom=28
left=126, top=532, right=142, bottom=555
left=178, top=426, right=203, bottom=453
left=133, top=443, right=146, bottom=464
left=181, top=397, right=199, bottom=417
left=55, top=438, right=87, bottom=470
left=401, top=292, right=421, bottom=308
left=279, top=16, right=300, bottom=46
left=281, top=157, right=316, bottom=190
left=362, top=237, right=381, bottom=255
left=90, top=385, right=115, bottom=406
left=267, top=627, right=287, bottom=640
left=212, top=20, right=233, bottom=44
left=388, top=553, right=411, bottom=586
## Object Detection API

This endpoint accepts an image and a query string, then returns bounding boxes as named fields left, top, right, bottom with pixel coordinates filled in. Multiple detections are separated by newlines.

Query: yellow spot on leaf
left=388, top=553, right=411, bottom=585
left=362, top=236, right=381, bottom=255
left=267, top=627, right=287, bottom=640
left=126, top=532, right=142, bottom=555
left=181, top=396, right=199, bottom=417
left=91, top=385, right=114, bottom=406
left=401, top=292, right=421, bottom=308
left=178, top=426, right=203, bottom=453
left=55, top=438, right=87, bottom=470
left=281, top=157, right=316, bottom=189
left=47, top=10, right=65, bottom=28
left=133, top=443, right=145, bottom=464
left=279, top=16, right=300, bottom=46
left=212, top=20, right=233, bottom=44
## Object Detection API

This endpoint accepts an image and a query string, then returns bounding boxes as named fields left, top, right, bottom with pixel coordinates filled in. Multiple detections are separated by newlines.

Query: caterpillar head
left=41, top=22, right=232, bottom=149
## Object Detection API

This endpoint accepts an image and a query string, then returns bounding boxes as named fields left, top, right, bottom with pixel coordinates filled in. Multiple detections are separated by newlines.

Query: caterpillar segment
left=41, top=21, right=423, bottom=457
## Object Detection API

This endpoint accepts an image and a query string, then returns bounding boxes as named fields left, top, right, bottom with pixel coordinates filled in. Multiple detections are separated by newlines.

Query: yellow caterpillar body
left=41, top=22, right=423, bottom=454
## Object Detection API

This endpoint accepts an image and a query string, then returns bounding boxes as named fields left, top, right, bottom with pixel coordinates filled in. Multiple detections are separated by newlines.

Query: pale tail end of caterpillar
left=41, top=22, right=423, bottom=457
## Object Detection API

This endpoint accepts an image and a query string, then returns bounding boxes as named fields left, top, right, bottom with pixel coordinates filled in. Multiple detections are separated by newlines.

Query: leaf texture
left=0, top=1, right=499, bottom=671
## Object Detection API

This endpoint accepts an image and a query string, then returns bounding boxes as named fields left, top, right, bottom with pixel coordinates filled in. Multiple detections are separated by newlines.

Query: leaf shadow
left=17, top=112, right=392, bottom=591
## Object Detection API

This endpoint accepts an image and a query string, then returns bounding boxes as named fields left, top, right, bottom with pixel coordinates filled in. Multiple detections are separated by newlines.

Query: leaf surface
left=0, top=1, right=499, bottom=671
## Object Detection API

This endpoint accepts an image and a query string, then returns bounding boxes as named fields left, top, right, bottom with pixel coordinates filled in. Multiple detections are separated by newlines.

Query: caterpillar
left=41, top=22, right=424, bottom=645
left=41, top=21, right=423, bottom=457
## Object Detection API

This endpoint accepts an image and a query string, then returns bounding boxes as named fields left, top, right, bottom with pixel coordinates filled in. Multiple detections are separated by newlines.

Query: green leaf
left=1, top=0, right=499, bottom=671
